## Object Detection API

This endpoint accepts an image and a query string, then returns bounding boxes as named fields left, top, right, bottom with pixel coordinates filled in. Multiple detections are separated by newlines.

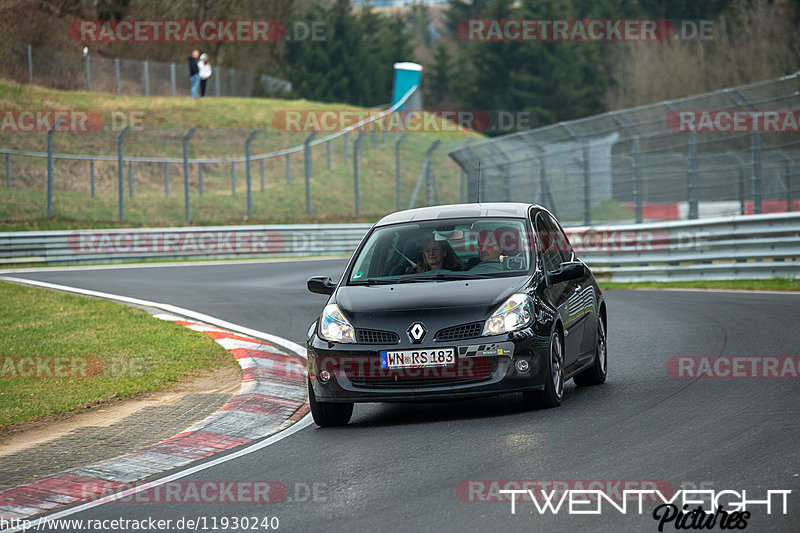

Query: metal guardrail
left=0, top=213, right=797, bottom=282
left=0, top=224, right=372, bottom=266
left=567, top=212, right=800, bottom=282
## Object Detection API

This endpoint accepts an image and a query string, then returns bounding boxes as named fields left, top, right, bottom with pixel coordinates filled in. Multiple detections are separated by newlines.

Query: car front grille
left=435, top=322, right=483, bottom=342
left=347, top=356, right=498, bottom=389
left=356, top=329, right=400, bottom=345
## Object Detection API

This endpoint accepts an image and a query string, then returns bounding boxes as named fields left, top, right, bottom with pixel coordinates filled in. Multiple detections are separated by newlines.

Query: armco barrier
left=568, top=212, right=800, bottom=282
left=0, top=224, right=371, bottom=266
left=0, top=213, right=798, bottom=282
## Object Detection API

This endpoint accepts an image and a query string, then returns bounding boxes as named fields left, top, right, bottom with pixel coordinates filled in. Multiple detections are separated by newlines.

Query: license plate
left=380, top=348, right=455, bottom=369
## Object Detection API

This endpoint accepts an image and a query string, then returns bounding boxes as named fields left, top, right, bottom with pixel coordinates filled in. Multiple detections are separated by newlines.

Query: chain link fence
left=449, top=74, right=800, bottom=225
left=5, top=41, right=290, bottom=98
left=0, top=87, right=473, bottom=225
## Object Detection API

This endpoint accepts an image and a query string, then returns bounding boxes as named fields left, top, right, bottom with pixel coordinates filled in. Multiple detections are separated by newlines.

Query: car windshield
left=347, top=217, right=533, bottom=285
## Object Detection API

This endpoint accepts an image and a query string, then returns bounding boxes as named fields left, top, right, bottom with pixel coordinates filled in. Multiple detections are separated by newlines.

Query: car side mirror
left=548, top=261, right=586, bottom=285
left=307, top=276, right=336, bottom=295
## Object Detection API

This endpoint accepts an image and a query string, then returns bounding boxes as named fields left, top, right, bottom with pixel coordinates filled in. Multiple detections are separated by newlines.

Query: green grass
left=599, top=278, right=800, bottom=291
left=0, top=79, right=482, bottom=230
left=0, top=280, right=238, bottom=427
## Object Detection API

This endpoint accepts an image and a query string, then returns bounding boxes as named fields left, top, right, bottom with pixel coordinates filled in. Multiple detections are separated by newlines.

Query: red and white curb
left=0, top=315, right=309, bottom=521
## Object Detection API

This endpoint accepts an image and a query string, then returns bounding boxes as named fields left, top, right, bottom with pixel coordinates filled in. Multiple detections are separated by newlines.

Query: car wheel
left=574, top=316, right=607, bottom=386
left=308, top=378, right=353, bottom=427
left=523, top=330, right=564, bottom=409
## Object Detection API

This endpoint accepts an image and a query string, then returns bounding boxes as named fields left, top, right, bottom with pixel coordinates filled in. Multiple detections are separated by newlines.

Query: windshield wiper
left=405, top=272, right=492, bottom=281
left=350, top=278, right=401, bottom=286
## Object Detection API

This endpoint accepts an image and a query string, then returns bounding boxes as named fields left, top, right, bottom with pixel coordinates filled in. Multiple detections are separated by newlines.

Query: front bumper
left=307, top=328, right=550, bottom=403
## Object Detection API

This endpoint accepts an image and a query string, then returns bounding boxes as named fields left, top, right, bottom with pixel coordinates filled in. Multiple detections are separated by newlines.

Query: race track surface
left=9, top=260, right=800, bottom=532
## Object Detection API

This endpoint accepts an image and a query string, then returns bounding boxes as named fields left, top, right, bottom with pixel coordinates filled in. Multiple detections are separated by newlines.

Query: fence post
left=459, top=139, right=474, bottom=203
left=164, top=163, right=170, bottom=197
left=128, top=160, right=133, bottom=198
left=285, top=154, right=291, bottom=184
left=84, top=54, right=91, bottom=91
left=114, top=58, right=120, bottom=94
left=143, top=60, right=150, bottom=97
left=783, top=156, right=792, bottom=212
left=632, top=137, right=643, bottom=223
left=581, top=144, right=591, bottom=225
left=27, top=45, right=33, bottom=84
left=245, top=129, right=261, bottom=218
left=326, top=140, right=331, bottom=171
left=198, top=163, right=203, bottom=196
left=5, top=154, right=10, bottom=189
left=726, top=151, right=745, bottom=215
left=304, top=132, right=316, bottom=215
left=90, top=160, right=95, bottom=198
left=182, top=127, right=199, bottom=222
left=231, top=162, right=236, bottom=196
left=395, top=133, right=409, bottom=210
left=751, top=132, right=762, bottom=214
left=117, top=126, right=131, bottom=220
left=353, top=132, right=366, bottom=215
left=47, top=121, right=66, bottom=217
left=408, top=140, right=441, bottom=209
left=170, top=63, right=176, bottom=96
left=260, top=159, right=265, bottom=191
left=343, top=132, right=348, bottom=165
left=687, top=132, right=698, bottom=219
left=215, top=70, right=220, bottom=97
left=425, top=141, right=442, bottom=206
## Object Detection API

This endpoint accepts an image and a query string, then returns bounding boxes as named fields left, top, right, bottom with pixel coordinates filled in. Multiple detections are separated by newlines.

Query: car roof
left=375, top=203, right=544, bottom=227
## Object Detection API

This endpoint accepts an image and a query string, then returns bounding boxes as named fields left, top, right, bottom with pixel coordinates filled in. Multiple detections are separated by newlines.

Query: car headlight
left=483, top=294, right=533, bottom=336
left=318, top=304, right=356, bottom=343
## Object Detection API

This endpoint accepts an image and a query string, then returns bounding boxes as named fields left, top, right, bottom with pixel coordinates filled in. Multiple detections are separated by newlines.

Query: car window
left=547, top=213, right=574, bottom=263
left=347, top=218, right=532, bottom=284
left=534, top=213, right=563, bottom=272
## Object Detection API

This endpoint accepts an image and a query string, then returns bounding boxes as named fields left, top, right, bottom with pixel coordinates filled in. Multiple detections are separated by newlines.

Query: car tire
left=573, top=316, right=607, bottom=387
left=308, top=378, right=353, bottom=427
left=523, top=330, right=564, bottom=409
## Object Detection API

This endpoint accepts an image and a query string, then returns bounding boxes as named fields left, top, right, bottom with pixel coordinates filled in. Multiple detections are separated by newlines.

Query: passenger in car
left=411, top=236, right=465, bottom=272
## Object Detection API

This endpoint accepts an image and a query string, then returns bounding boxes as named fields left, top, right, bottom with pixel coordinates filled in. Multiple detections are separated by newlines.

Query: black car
left=306, top=203, right=607, bottom=427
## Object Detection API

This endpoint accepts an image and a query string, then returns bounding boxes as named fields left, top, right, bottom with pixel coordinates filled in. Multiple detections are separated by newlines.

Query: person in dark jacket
left=188, top=50, right=200, bottom=99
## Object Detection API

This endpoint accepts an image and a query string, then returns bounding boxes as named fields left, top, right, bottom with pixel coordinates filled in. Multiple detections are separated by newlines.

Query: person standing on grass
left=188, top=49, right=200, bottom=99
left=198, top=53, right=212, bottom=98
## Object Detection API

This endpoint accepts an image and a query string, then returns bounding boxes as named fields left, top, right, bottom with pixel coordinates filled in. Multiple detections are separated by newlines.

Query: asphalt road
left=7, top=260, right=800, bottom=532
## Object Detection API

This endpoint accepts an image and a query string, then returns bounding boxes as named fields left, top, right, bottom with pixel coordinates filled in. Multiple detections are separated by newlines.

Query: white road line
left=0, top=276, right=305, bottom=356
left=0, top=275, right=315, bottom=532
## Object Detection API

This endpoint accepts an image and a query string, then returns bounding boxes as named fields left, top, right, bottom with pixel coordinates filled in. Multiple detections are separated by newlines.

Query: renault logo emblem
left=407, top=322, right=427, bottom=344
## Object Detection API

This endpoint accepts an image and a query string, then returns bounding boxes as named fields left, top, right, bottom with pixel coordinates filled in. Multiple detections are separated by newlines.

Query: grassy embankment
left=0, top=280, right=238, bottom=428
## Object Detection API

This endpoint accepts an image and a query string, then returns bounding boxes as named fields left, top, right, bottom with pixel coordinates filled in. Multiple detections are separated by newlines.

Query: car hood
left=334, top=277, right=530, bottom=335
